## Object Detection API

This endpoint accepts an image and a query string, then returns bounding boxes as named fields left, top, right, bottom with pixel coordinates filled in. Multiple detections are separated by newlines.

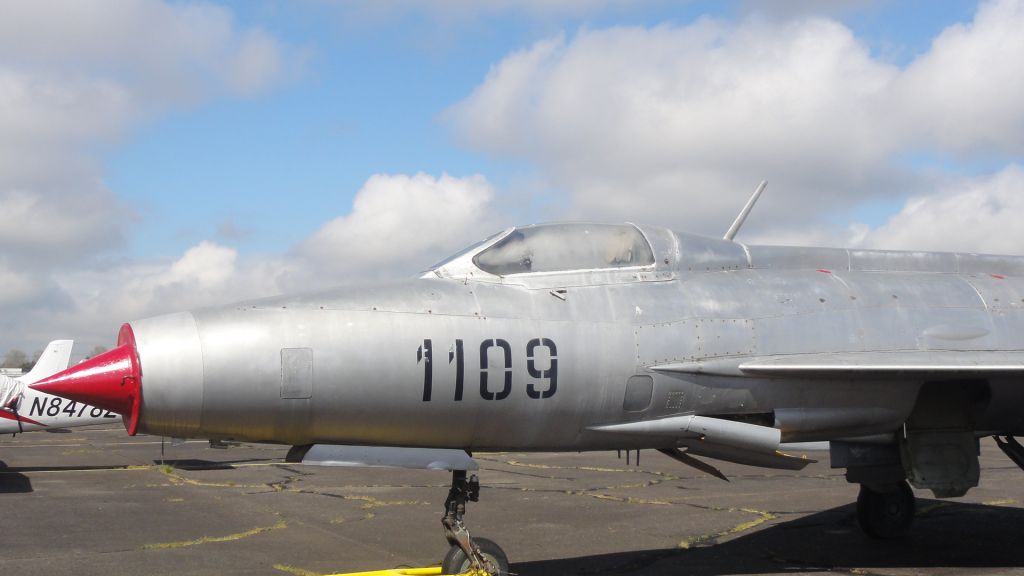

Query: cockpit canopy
left=429, top=222, right=655, bottom=279
left=474, top=223, right=654, bottom=275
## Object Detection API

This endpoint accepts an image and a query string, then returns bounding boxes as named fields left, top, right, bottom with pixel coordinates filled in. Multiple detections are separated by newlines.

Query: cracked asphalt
left=1, top=425, right=1022, bottom=576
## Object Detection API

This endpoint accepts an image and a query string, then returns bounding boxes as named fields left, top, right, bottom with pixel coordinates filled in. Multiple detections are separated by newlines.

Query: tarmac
left=1, top=425, right=1022, bottom=576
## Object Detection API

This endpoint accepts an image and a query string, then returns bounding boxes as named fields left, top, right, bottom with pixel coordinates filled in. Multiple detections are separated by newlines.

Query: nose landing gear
left=856, top=480, right=915, bottom=539
left=440, top=470, right=509, bottom=575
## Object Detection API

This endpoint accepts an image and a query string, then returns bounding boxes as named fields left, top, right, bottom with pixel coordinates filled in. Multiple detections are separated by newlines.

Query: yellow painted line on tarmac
left=165, top=461, right=284, bottom=469
left=678, top=508, right=777, bottom=549
left=583, top=492, right=672, bottom=505
left=0, top=460, right=289, bottom=476
left=274, top=565, right=326, bottom=576
left=0, top=464, right=157, bottom=475
left=327, top=568, right=446, bottom=576
left=142, top=518, right=287, bottom=549
left=341, top=494, right=425, bottom=509
left=275, top=565, right=452, bottom=576
left=158, top=465, right=270, bottom=489
left=982, top=498, right=1019, bottom=506
left=502, top=459, right=635, bottom=473
left=1, top=440, right=209, bottom=448
left=917, top=501, right=953, bottom=515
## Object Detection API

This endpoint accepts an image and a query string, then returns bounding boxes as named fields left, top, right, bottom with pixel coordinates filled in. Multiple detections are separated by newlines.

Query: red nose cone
left=30, top=324, right=142, bottom=435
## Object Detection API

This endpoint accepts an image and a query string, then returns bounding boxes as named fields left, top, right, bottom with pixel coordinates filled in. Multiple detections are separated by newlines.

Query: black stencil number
left=526, top=338, right=558, bottom=399
left=417, top=339, right=432, bottom=401
left=479, top=339, right=512, bottom=401
left=419, top=337, right=558, bottom=401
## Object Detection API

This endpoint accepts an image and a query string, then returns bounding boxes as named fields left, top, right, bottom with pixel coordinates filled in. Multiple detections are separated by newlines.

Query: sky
left=1, top=0, right=1023, bottom=358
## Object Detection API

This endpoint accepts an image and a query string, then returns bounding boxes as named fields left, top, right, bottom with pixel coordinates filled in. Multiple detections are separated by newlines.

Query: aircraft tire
left=856, top=481, right=915, bottom=539
left=442, top=537, right=509, bottom=575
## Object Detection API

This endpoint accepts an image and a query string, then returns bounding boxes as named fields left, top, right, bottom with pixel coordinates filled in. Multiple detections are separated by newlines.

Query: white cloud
left=227, top=29, right=290, bottom=97
left=164, top=242, right=239, bottom=290
left=0, top=1, right=294, bottom=105
left=859, top=165, right=1024, bottom=254
left=0, top=260, right=38, bottom=308
left=340, top=1, right=668, bottom=24
left=6, top=0, right=1024, bottom=357
left=50, top=242, right=283, bottom=346
left=447, top=0, right=1024, bottom=239
left=0, top=187, right=124, bottom=264
left=2, top=171, right=501, bottom=351
left=0, top=0, right=299, bottom=269
left=289, top=172, right=499, bottom=287
left=0, top=1, right=299, bottom=353
left=737, top=0, right=879, bottom=20
left=448, top=17, right=901, bottom=233
left=890, top=0, right=1024, bottom=156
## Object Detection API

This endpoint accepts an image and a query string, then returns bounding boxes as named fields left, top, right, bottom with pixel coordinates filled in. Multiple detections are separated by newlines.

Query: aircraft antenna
left=723, top=180, right=767, bottom=241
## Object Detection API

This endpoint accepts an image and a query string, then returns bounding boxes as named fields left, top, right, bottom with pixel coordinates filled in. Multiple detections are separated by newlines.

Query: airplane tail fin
left=18, top=340, right=74, bottom=383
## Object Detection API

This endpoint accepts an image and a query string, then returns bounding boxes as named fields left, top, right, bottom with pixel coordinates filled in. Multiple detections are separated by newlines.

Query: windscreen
left=473, top=223, right=654, bottom=276
left=429, top=229, right=510, bottom=271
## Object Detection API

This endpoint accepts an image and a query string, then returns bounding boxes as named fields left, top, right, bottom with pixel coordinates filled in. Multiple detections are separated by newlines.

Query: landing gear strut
left=856, top=480, right=915, bottom=539
left=994, top=435, right=1024, bottom=471
left=440, top=470, right=509, bottom=575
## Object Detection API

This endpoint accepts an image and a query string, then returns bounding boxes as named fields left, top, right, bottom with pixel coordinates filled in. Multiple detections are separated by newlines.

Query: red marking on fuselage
left=816, top=269, right=832, bottom=274
left=991, top=274, right=1007, bottom=280
left=0, top=409, right=46, bottom=427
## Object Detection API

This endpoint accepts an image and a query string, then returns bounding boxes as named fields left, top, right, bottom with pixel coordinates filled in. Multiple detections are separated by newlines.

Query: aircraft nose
left=29, top=323, right=142, bottom=435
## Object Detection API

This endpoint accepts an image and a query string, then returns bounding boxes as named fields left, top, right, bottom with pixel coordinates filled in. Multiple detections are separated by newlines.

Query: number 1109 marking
left=417, top=338, right=557, bottom=401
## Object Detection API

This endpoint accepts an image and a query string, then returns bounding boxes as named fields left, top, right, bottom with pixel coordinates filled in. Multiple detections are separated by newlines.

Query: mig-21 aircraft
left=30, top=186, right=1024, bottom=574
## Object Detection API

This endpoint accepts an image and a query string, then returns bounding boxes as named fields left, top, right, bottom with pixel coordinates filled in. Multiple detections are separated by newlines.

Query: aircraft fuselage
left=119, top=227, right=1024, bottom=449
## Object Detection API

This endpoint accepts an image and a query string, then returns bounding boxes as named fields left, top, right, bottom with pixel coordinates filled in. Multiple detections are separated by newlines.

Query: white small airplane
left=1, top=340, right=119, bottom=435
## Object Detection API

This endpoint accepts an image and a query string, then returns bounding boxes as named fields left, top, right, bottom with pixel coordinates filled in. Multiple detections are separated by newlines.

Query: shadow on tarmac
left=511, top=500, right=1024, bottom=575
left=154, top=457, right=280, bottom=470
left=0, top=460, right=33, bottom=493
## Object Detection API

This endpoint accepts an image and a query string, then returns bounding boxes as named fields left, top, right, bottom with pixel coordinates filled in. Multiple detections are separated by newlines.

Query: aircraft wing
left=740, top=350, right=1024, bottom=376
left=653, top=350, right=1024, bottom=378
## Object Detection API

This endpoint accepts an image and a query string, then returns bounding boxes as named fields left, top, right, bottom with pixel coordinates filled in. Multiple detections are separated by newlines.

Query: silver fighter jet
left=30, top=205, right=1024, bottom=573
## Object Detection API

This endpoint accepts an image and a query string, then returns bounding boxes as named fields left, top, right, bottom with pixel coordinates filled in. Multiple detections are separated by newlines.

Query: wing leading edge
left=652, top=350, right=1024, bottom=378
